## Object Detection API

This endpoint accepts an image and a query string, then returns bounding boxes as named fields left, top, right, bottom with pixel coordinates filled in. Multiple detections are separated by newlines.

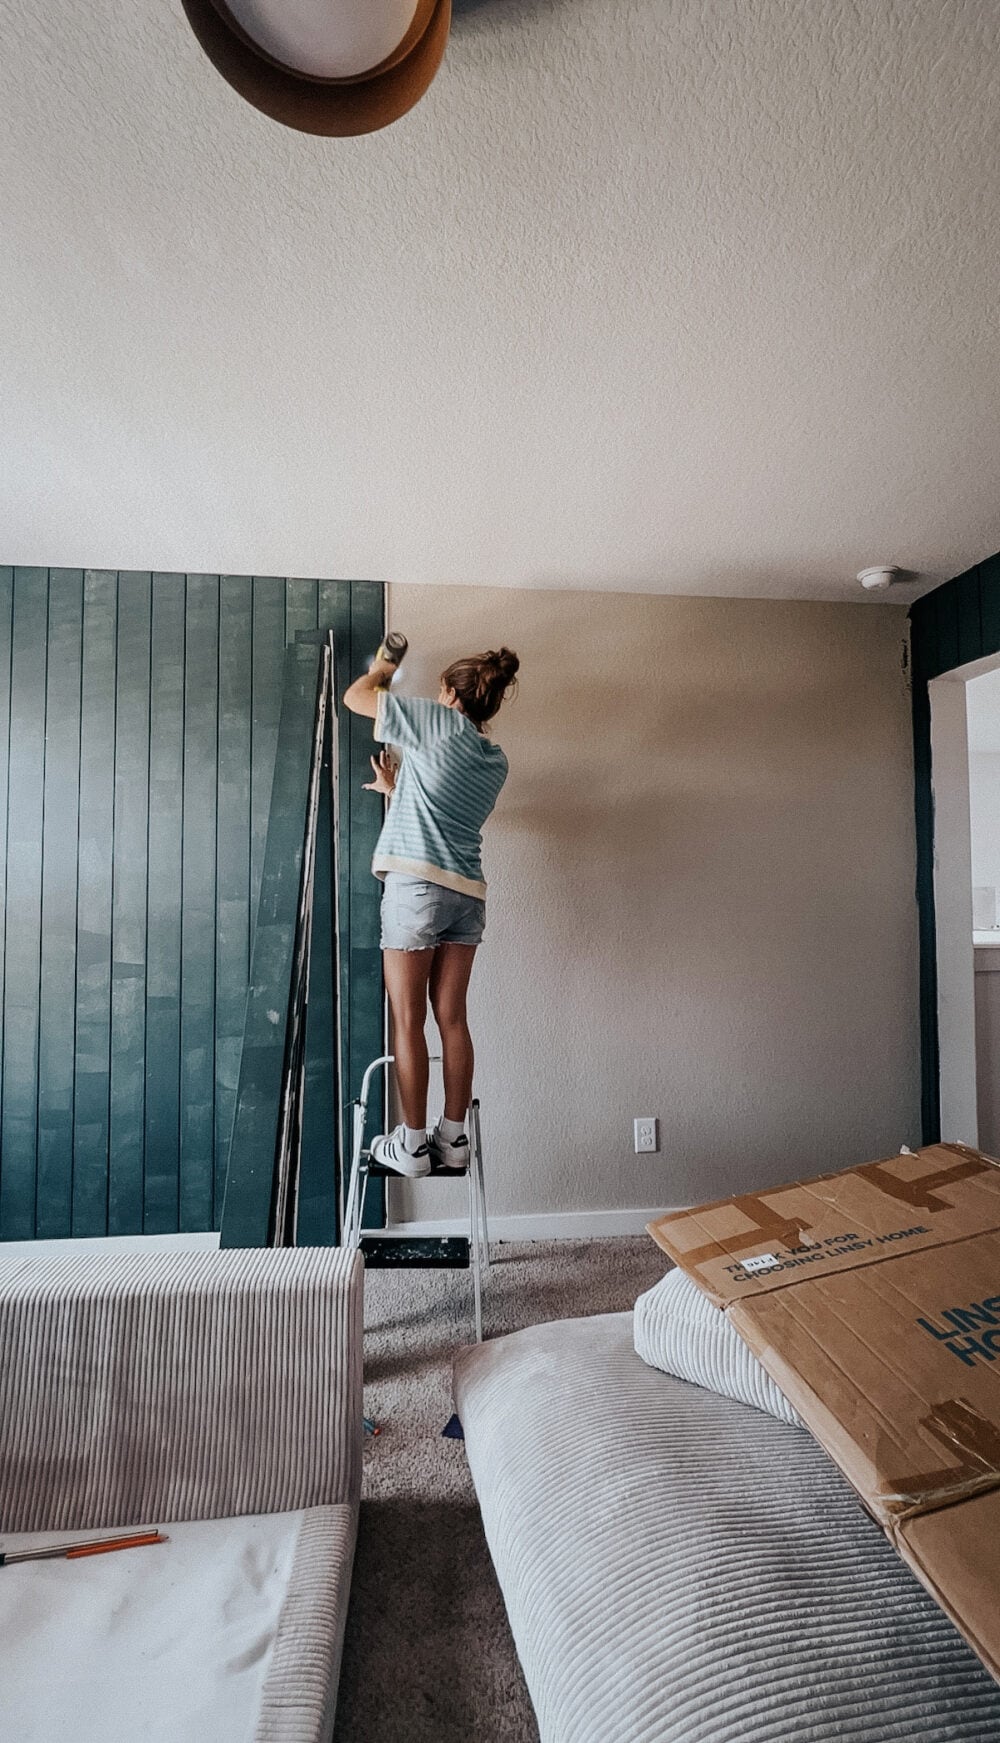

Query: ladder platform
left=363, top=1154, right=470, bottom=1179
left=344, top=1070, right=486, bottom=1335
left=360, top=1235, right=470, bottom=1269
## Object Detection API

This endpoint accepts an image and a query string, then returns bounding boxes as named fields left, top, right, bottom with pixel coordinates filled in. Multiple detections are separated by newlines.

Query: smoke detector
left=857, top=565, right=903, bottom=592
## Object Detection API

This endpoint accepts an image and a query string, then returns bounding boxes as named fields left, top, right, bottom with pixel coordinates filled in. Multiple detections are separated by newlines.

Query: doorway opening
left=929, top=653, right=1000, bottom=1151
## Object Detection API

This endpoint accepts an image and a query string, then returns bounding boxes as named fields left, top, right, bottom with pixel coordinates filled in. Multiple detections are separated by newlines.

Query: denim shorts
left=380, top=873, right=486, bottom=951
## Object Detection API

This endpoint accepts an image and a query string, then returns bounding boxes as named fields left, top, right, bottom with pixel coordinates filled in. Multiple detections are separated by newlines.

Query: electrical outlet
left=634, top=1117, right=658, bottom=1154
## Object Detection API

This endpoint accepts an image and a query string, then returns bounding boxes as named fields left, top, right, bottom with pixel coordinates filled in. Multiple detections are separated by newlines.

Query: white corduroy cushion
left=634, top=1267, right=802, bottom=1426
left=455, top=1315, right=1000, bottom=1743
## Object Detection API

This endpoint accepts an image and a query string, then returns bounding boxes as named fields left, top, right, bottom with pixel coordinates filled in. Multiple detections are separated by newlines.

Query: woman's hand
left=343, top=656, right=396, bottom=717
left=363, top=750, right=397, bottom=797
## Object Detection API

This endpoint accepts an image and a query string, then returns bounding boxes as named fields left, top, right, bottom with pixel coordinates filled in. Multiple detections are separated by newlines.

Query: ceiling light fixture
left=857, top=565, right=903, bottom=591
left=181, top=0, right=452, bottom=136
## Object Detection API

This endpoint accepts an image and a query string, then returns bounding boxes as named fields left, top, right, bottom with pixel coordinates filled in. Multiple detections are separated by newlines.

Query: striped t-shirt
left=372, top=691, right=509, bottom=900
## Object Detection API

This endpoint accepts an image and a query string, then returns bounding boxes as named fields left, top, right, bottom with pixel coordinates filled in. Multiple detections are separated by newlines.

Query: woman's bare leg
left=429, top=943, right=477, bottom=1121
left=383, top=949, right=434, bottom=1128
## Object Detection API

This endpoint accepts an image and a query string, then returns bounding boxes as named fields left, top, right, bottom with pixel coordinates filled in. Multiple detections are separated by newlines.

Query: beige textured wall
left=384, top=586, right=920, bottom=1224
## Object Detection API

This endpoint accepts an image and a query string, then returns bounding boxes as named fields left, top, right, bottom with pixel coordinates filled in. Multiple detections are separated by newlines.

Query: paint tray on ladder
left=647, top=1143, right=1000, bottom=1684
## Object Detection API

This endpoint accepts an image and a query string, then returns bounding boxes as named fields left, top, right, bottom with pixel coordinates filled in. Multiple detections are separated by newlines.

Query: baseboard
left=382, top=1206, right=679, bottom=1241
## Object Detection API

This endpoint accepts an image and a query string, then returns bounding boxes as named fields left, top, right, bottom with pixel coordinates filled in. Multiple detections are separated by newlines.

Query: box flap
left=647, top=1145, right=1000, bottom=1684
left=727, top=1234, right=1000, bottom=1528
left=647, top=1144, right=1000, bottom=1308
left=898, top=1492, right=1000, bottom=1683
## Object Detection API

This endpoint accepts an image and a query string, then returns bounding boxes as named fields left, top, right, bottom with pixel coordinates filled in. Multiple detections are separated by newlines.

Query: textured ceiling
left=2, top=0, right=999, bottom=598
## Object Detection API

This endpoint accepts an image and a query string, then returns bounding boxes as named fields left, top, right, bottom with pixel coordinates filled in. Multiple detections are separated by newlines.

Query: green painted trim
left=909, top=552, right=1000, bottom=1143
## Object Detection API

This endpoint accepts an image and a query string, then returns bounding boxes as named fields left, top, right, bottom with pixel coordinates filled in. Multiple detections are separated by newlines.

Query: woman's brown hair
left=441, top=647, right=519, bottom=728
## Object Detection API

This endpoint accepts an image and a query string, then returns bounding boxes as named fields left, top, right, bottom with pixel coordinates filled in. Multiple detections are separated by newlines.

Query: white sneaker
left=370, top=1126, right=431, bottom=1177
left=428, top=1126, right=471, bottom=1172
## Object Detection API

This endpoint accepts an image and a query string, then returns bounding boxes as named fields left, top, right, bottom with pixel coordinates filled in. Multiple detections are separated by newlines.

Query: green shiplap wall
left=0, top=568, right=383, bottom=1241
left=910, top=551, right=1000, bottom=1145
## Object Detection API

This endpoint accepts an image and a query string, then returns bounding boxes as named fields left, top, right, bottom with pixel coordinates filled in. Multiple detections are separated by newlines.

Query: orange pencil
left=0, top=1530, right=167, bottom=1566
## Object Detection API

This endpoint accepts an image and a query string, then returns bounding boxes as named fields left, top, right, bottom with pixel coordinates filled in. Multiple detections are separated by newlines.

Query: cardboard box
left=647, top=1143, right=1000, bottom=1682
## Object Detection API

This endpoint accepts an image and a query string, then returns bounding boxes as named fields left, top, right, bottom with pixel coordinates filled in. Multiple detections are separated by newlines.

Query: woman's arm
left=343, top=656, right=396, bottom=719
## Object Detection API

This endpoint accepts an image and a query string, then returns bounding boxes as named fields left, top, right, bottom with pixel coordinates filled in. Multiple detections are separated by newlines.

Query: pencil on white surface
left=0, top=1530, right=168, bottom=1566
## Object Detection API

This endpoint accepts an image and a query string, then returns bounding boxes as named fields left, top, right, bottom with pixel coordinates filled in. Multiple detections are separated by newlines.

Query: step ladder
left=342, top=1053, right=490, bottom=1341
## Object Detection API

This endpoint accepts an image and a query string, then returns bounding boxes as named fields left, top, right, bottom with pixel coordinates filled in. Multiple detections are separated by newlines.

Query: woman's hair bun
left=491, top=647, right=520, bottom=684
left=441, top=646, right=520, bottom=725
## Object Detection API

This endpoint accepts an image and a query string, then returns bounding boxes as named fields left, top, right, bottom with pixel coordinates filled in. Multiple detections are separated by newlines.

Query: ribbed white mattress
left=454, top=1312, right=1000, bottom=1743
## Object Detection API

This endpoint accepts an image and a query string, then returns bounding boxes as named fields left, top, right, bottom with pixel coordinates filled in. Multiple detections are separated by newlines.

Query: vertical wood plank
left=108, top=573, right=151, bottom=1234
left=220, top=641, right=325, bottom=1248
left=956, top=566, right=983, bottom=669
left=319, top=582, right=353, bottom=977
left=296, top=700, right=340, bottom=1245
left=319, top=581, right=358, bottom=1206
left=180, top=575, right=219, bottom=1230
left=911, top=591, right=935, bottom=681
left=0, top=570, right=47, bottom=1237
left=215, top=575, right=253, bottom=1217
left=36, top=571, right=83, bottom=1238
left=250, top=578, right=285, bottom=938
left=72, top=571, right=117, bottom=1235
left=913, top=589, right=935, bottom=678
left=931, top=579, right=960, bottom=678
left=285, top=578, right=318, bottom=646
left=345, top=581, right=386, bottom=1225
left=144, top=573, right=185, bottom=1233
left=0, top=570, right=13, bottom=1201
left=980, top=556, right=1000, bottom=658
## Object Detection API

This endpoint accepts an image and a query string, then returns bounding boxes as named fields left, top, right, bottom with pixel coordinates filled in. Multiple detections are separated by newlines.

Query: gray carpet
left=334, top=1237, right=668, bottom=1743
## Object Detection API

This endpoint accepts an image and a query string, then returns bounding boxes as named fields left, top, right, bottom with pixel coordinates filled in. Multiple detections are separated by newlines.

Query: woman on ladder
left=343, top=642, right=519, bottom=1176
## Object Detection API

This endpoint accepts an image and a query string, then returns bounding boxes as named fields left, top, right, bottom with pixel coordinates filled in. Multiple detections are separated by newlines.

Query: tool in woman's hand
left=375, top=631, right=408, bottom=667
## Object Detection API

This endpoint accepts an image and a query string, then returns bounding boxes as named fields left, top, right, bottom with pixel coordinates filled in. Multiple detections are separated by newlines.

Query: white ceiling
left=2, top=0, right=1000, bottom=598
